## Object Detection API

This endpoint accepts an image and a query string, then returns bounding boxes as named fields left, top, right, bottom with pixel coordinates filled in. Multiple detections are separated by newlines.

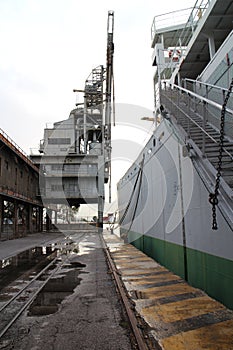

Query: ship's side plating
left=118, top=120, right=233, bottom=309
left=118, top=0, right=233, bottom=309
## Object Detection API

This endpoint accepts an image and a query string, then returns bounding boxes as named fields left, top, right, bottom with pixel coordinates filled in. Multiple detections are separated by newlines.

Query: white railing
left=151, top=0, right=211, bottom=79
left=151, top=0, right=211, bottom=42
left=160, top=82, right=233, bottom=157
left=184, top=78, right=231, bottom=105
left=151, top=8, right=192, bottom=40
left=183, top=79, right=233, bottom=137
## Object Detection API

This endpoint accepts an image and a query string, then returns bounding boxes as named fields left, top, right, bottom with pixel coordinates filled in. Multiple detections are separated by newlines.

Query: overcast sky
left=0, top=0, right=195, bottom=210
left=0, top=0, right=194, bottom=149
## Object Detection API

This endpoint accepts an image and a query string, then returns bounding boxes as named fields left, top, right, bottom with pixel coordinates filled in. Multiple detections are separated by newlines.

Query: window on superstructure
left=48, top=138, right=71, bottom=145
left=63, top=164, right=79, bottom=173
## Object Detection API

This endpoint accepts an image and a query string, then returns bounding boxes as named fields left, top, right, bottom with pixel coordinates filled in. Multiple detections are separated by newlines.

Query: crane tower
left=31, top=11, right=115, bottom=229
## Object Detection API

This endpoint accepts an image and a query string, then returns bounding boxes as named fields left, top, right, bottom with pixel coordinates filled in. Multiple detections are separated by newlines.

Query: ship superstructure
left=118, top=0, right=233, bottom=309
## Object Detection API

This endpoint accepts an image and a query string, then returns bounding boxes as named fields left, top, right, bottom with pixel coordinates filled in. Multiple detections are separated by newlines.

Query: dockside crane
left=105, top=10, right=114, bottom=204
left=33, top=11, right=115, bottom=230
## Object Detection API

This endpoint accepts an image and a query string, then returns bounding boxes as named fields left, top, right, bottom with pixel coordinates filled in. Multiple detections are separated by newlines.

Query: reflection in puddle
left=78, top=241, right=96, bottom=256
left=0, top=239, right=80, bottom=293
left=0, top=247, right=58, bottom=292
left=28, top=262, right=86, bottom=316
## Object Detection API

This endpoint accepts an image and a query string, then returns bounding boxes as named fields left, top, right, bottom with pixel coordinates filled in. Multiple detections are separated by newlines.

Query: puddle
left=66, top=261, right=86, bottom=269
left=0, top=246, right=58, bottom=292
left=28, top=262, right=86, bottom=316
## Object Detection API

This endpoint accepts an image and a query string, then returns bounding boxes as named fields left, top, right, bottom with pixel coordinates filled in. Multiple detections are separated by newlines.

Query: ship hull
left=118, top=120, right=233, bottom=309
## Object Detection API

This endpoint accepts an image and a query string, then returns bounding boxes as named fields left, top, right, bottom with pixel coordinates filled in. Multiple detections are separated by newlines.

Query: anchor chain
left=209, top=77, right=233, bottom=230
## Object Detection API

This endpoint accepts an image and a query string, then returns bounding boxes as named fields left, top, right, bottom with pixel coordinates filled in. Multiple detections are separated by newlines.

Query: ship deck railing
left=151, top=0, right=210, bottom=46
left=151, top=0, right=211, bottom=80
left=160, top=82, right=233, bottom=193
left=151, top=8, right=193, bottom=46
left=183, top=78, right=233, bottom=114
left=160, top=82, right=233, bottom=229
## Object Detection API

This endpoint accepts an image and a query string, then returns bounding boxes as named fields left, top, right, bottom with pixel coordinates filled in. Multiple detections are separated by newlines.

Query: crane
left=105, top=10, right=114, bottom=203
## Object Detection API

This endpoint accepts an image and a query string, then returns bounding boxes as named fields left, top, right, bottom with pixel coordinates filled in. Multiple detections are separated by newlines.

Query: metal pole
left=13, top=200, right=18, bottom=238
left=202, top=101, right=207, bottom=156
left=206, top=84, right=209, bottom=123
left=28, top=204, right=33, bottom=233
left=97, top=154, right=105, bottom=231
left=98, top=196, right=104, bottom=231
left=0, top=197, right=2, bottom=240
left=84, top=94, right=87, bottom=153
left=177, top=87, right=180, bottom=119
left=39, top=207, right=43, bottom=232
left=170, top=84, right=172, bottom=112
left=194, top=80, right=197, bottom=112
left=187, top=93, right=190, bottom=137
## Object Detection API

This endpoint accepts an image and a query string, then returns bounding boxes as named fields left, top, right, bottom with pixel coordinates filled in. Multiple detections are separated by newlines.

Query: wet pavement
left=28, top=261, right=85, bottom=316
left=0, top=231, right=134, bottom=350
left=0, top=232, right=64, bottom=260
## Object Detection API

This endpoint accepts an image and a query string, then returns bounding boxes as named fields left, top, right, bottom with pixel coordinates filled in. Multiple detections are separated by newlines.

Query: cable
left=118, top=165, right=142, bottom=226
left=118, top=155, right=145, bottom=236
left=209, top=77, right=233, bottom=230
left=125, top=155, right=145, bottom=234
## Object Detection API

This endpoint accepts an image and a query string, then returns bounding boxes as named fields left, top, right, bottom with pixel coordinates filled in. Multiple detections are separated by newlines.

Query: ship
left=117, top=0, right=233, bottom=310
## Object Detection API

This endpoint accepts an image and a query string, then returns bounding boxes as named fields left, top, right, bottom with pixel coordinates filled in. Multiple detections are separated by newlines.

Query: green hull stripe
left=125, top=230, right=233, bottom=310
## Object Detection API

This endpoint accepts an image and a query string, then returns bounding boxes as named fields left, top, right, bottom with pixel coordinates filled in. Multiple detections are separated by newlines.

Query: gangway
left=160, top=81, right=233, bottom=230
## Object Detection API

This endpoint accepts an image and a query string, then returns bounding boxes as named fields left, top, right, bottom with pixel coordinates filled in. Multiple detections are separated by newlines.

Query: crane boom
left=105, top=10, right=114, bottom=128
left=105, top=10, right=114, bottom=203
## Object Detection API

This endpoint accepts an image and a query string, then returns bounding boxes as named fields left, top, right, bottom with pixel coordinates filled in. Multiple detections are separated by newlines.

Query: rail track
left=0, top=233, right=86, bottom=340
left=0, top=230, right=150, bottom=349
left=100, top=233, right=150, bottom=350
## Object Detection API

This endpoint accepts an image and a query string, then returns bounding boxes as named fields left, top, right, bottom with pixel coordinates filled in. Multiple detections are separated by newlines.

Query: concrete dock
left=104, top=232, right=233, bottom=350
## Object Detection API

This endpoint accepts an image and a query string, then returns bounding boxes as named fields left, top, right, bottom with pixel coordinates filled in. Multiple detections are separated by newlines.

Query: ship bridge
left=151, top=0, right=233, bottom=83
